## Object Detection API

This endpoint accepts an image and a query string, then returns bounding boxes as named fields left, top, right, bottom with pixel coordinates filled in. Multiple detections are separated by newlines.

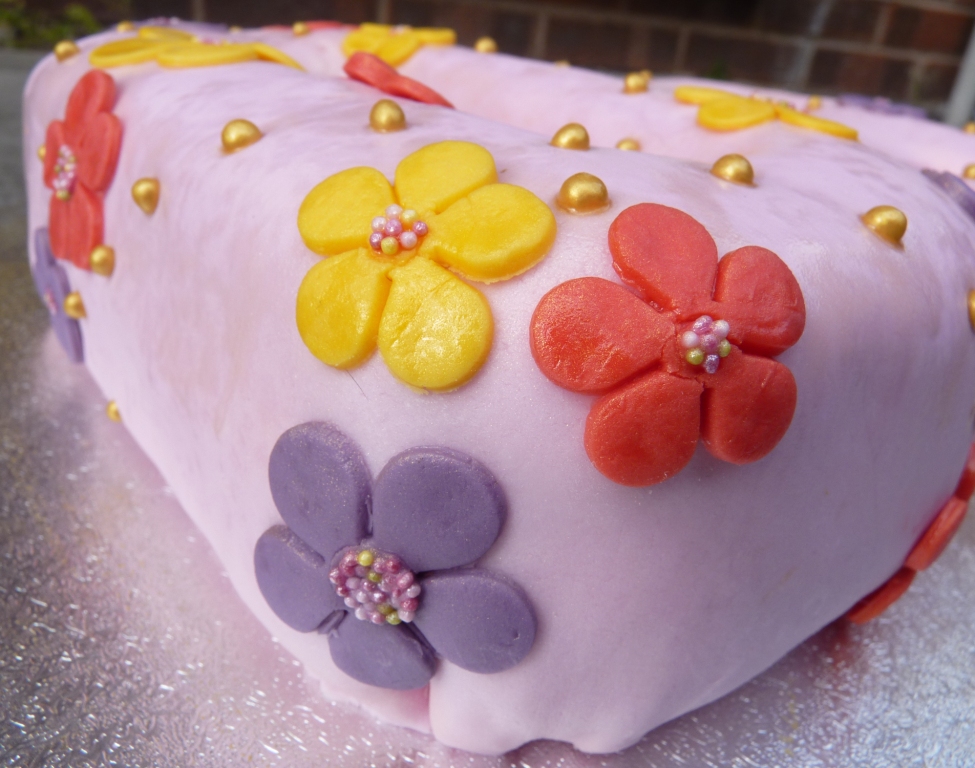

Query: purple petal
left=922, top=170, right=975, bottom=224
left=413, top=569, right=536, bottom=674
left=268, top=422, right=370, bottom=560
left=325, top=613, right=435, bottom=690
left=31, top=227, right=83, bottom=364
left=254, top=525, right=344, bottom=631
left=371, top=448, right=506, bottom=572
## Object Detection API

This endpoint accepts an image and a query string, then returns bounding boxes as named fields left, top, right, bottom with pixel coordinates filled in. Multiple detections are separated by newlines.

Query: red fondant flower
left=530, top=203, right=806, bottom=486
left=42, top=70, right=122, bottom=270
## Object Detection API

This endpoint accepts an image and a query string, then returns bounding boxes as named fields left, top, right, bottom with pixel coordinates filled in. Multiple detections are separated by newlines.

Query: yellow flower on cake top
left=342, top=23, right=456, bottom=67
left=296, top=140, right=556, bottom=391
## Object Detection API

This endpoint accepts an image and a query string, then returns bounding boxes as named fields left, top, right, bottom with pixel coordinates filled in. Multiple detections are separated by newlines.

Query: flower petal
left=371, top=448, right=506, bottom=572
left=697, top=95, right=776, bottom=131
left=296, top=249, right=392, bottom=369
left=394, top=141, right=496, bottom=216
left=326, top=614, right=435, bottom=690
left=268, top=422, right=371, bottom=560
left=701, top=353, right=797, bottom=464
left=673, top=85, right=736, bottom=104
left=252, top=42, right=304, bottom=70
left=343, top=52, right=453, bottom=107
left=419, top=183, right=556, bottom=283
left=378, top=257, right=492, bottom=390
left=254, top=525, right=344, bottom=631
left=298, top=167, right=394, bottom=256
left=64, top=70, right=116, bottom=133
left=608, top=203, right=717, bottom=317
left=375, top=33, right=423, bottom=67
left=342, top=23, right=391, bottom=57
left=49, top=183, right=102, bottom=270
left=530, top=277, right=669, bottom=393
left=713, top=246, right=805, bottom=356
left=585, top=370, right=703, bottom=486
left=413, top=569, right=536, bottom=674
left=775, top=104, right=857, bottom=140
left=43, top=121, right=66, bottom=189
left=88, top=38, right=177, bottom=68
left=845, top=567, right=915, bottom=624
left=76, top=111, right=122, bottom=193
left=32, top=227, right=83, bottom=363
left=156, top=43, right=260, bottom=68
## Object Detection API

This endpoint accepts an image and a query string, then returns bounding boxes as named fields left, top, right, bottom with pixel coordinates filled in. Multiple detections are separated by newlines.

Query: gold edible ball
left=806, top=95, right=822, bottom=111
left=963, top=164, right=975, bottom=180
left=116, top=21, right=135, bottom=32
left=369, top=99, right=407, bottom=133
left=556, top=172, right=610, bottom=214
left=89, top=244, right=115, bottom=277
left=968, top=290, right=975, bottom=332
left=229, top=25, right=242, bottom=33
left=221, top=118, right=263, bottom=152
left=106, top=400, right=122, bottom=422
left=474, top=36, right=498, bottom=53
left=37, top=145, right=46, bottom=161
left=550, top=123, right=590, bottom=150
left=711, top=154, right=754, bottom=185
left=54, top=40, right=80, bottom=62
left=131, top=178, right=160, bottom=215
left=63, top=291, right=86, bottom=320
left=616, top=138, right=640, bottom=151
left=293, top=21, right=310, bottom=36
left=554, top=59, right=570, bottom=67
left=623, top=71, right=650, bottom=94
left=861, top=205, right=907, bottom=245
left=965, top=122, right=975, bottom=134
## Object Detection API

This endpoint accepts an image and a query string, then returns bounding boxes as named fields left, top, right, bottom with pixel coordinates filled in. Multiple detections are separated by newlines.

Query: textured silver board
left=3, top=54, right=974, bottom=768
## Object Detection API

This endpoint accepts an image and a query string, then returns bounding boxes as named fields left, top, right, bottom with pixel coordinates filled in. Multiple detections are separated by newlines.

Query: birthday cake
left=22, top=20, right=975, bottom=755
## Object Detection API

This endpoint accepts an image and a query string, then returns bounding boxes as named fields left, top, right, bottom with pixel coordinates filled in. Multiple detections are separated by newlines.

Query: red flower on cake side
left=530, top=203, right=806, bottom=487
left=42, top=70, right=122, bottom=270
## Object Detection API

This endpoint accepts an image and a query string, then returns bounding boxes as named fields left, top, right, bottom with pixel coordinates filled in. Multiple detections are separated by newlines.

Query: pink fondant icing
left=22, top=26, right=975, bottom=754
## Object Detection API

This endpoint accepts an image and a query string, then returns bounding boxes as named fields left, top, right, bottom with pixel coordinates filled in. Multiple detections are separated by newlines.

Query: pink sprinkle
left=336, top=586, right=350, bottom=597
left=355, top=590, right=371, bottom=604
left=328, top=568, right=341, bottom=584
left=399, top=230, right=418, bottom=250
left=405, top=584, right=421, bottom=599
left=384, top=218, right=403, bottom=237
left=369, top=232, right=383, bottom=252
left=370, top=612, right=386, bottom=625
left=700, top=333, right=719, bottom=354
left=346, top=577, right=361, bottom=590
left=371, top=216, right=387, bottom=232
left=355, top=565, right=368, bottom=577
left=344, top=597, right=358, bottom=609
left=704, top=354, right=720, bottom=374
left=385, top=557, right=402, bottom=574
left=412, top=221, right=428, bottom=237
left=396, top=572, right=414, bottom=590
left=398, top=610, right=415, bottom=623
left=692, top=315, right=714, bottom=334
left=371, top=590, right=385, bottom=603
left=355, top=607, right=369, bottom=621
left=400, top=597, right=419, bottom=612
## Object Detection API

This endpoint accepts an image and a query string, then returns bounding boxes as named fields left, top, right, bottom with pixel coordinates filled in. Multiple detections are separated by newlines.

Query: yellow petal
left=342, top=25, right=391, bottom=57
left=375, top=33, right=422, bottom=66
left=138, top=26, right=196, bottom=41
left=296, top=249, right=392, bottom=369
left=156, top=42, right=259, bottom=67
left=88, top=38, right=175, bottom=67
left=420, top=184, right=556, bottom=283
left=674, top=85, right=736, bottom=105
left=413, top=28, right=456, bottom=45
left=298, top=167, right=395, bottom=256
left=395, top=141, right=497, bottom=216
left=697, top=95, right=776, bottom=131
left=378, top=257, right=492, bottom=391
left=252, top=42, right=305, bottom=70
left=775, top=104, right=858, bottom=140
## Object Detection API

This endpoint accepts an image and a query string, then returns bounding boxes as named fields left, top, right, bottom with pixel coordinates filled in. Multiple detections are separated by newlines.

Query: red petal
left=76, top=112, right=122, bottom=192
left=585, top=370, right=703, bottom=486
left=904, top=496, right=968, bottom=571
left=43, top=121, right=66, bottom=189
left=953, top=442, right=975, bottom=501
left=608, top=203, right=717, bottom=316
left=530, top=278, right=670, bottom=393
left=845, top=567, right=915, bottom=624
left=65, top=70, right=117, bottom=133
left=701, top=353, right=797, bottom=464
left=49, top=184, right=102, bottom=270
left=713, top=246, right=805, bottom=356
left=343, top=52, right=453, bottom=108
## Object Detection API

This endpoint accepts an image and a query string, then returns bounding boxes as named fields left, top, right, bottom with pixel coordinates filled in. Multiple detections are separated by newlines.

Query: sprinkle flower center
left=329, top=546, right=421, bottom=626
left=681, top=315, right=732, bottom=374
left=369, top=204, right=429, bottom=257
left=52, top=145, right=78, bottom=201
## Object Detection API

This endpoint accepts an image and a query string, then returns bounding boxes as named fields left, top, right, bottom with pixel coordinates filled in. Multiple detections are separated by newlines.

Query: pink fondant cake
left=22, top=20, right=975, bottom=755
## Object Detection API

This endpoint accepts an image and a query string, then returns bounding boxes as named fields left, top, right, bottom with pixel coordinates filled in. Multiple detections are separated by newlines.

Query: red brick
left=916, top=63, right=960, bottom=101
left=685, top=34, right=800, bottom=84
left=885, top=6, right=974, bottom=54
left=823, top=0, right=883, bottom=42
left=547, top=18, right=632, bottom=71
left=809, top=50, right=910, bottom=99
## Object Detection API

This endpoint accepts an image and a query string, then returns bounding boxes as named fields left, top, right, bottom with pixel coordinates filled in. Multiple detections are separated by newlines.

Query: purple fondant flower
left=837, top=94, right=928, bottom=120
left=922, top=169, right=975, bottom=223
left=254, top=422, right=537, bottom=690
left=30, top=227, right=83, bottom=363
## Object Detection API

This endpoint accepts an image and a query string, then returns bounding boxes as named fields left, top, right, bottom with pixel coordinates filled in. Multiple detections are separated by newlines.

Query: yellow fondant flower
left=296, top=141, right=556, bottom=391
left=674, top=85, right=857, bottom=139
left=89, top=25, right=302, bottom=70
left=342, top=23, right=456, bottom=67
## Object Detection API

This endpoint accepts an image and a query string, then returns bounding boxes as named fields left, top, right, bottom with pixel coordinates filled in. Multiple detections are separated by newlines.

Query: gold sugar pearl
left=131, top=178, right=160, bottom=215
left=556, top=172, right=610, bottom=214
left=54, top=40, right=80, bottom=62
left=229, top=25, right=242, bottom=33
left=37, top=145, right=46, bottom=161
left=551, top=123, right=590, bottom=150
left=963, top=164, right=975, bottom=180
left=968, top=290, right=975, bottom=332
left=554, top=59, right=570, bottom=67
left=623, top=71, right=650, bottom=94
left=116, top=21, right=135, bottom=32
left=63, top=291, right=86, bottom=319
left=806, top=95, right=822, bottom=110
left=711, top=154, right=754, bottom=185
left=965, top=122, right=975, bottom=134
left=474, top=36, right=498, bottom=53
left=861, top=205, right=907, bottom=245
left=89, top=244, right=115, bottom=277
left=106, top=401, right=122, bottom=422
left=293, top=21, right=310, bottom=36
left=221, top=119, right=263, bottom=152
left=369, top=99, right=406, bottom=133
left=616, top=138, right=640, bottom=151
